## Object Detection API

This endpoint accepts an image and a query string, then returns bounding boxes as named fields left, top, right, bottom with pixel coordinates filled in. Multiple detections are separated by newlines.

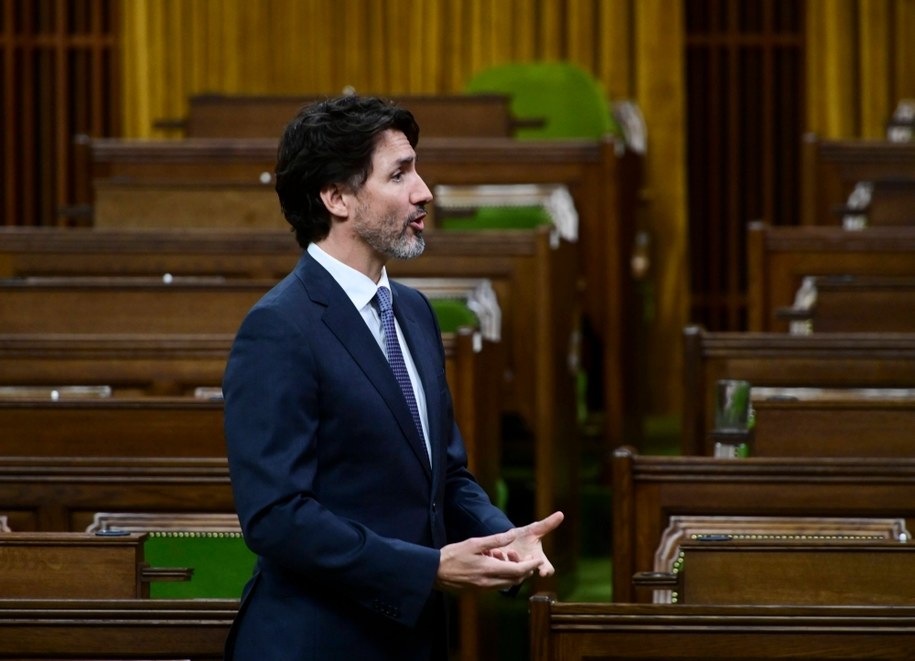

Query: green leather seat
left=464, top=61, right=618, bottom=139
left=438, top=205, right=552, bottom=231
left=429, top=298, right=479, bottom=333
left=144, top=530, right=255, bottom=599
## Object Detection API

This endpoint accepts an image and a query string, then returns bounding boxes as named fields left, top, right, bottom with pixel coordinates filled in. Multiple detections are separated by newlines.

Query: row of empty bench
left=7, top=97, right=915, bottom=659
left=528, top=132, right=915, bottom=659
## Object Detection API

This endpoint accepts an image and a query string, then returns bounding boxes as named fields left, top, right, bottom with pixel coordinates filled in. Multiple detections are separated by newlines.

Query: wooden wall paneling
left=686, top=0, right=804, bottom=332
left=2, top=0, right=117, bottom=227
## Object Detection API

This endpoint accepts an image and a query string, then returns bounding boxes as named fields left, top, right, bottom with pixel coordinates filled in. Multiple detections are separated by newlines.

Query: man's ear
left=319, top=183, right=350, bottom=219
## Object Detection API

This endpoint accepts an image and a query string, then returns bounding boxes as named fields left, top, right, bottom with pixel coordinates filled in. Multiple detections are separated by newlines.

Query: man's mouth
left=408, top=210, right=426, bottom=233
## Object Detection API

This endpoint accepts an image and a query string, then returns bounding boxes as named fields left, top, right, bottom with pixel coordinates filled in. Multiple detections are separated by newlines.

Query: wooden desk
left=0, top=397, right=226, bottom=458
left=802, top=135, right=915, bottom=226
left=775, top=274, right=915, bottom=333
left=746, top=222, right=915, bottom=332
left=0, top=276, right=269, bottom=334
left=644, top=513, right=906, bottom=599
left=0, top=226, right=301, bottom=279
left=0, top=532, right=148, bottom=598
left=0, top=332, right=231, bottom=396
left=530, top=594, right=915, bottom=660
left=681, top=326, right=915, bottom=455
left=611, top=447, right=915, bottom=603
left=830, top=177, right=915, bottom=228
left=751, top=395, right=915, bottom=457
left=672, top=539, right=915, bottom=605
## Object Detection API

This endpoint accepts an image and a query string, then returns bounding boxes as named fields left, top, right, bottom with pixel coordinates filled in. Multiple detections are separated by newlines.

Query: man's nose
left=413, top=175, right=433, bottom=205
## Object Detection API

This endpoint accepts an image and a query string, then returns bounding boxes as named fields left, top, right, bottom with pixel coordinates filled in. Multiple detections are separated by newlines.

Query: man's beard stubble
left=354, top=208, right=426, bottom=261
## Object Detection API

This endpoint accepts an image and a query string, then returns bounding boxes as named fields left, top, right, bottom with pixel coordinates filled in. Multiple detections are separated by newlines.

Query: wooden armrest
left=140, top=567, right=194, bottom=583
left=510, top=117, right=548, bottom=130
left=632, top=571, right=678, bottom=589
left=774, top=306, right=813, bottom=321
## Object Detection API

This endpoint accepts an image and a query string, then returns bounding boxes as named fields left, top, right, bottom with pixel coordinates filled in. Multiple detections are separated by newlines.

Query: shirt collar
left=308, top=242, right=391, bottom=310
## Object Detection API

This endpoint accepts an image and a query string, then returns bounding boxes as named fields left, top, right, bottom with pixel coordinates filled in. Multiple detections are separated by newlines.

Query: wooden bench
left=611, top=446, right=915, bottom=603
left=0, top=276, right=269, bottom=334
left=0, top=226, right=301, bottom=279
left=83, top=134, right=643, bottom=451
left=681, top=325, right=915, bottom=455
left=802, top=134, right=915, bottom=226
left=529, top=594, right=915, bottom=660
left=156, top=92, right=527, bottom=139
left=0, top=597, right=236, bottom=660
left=746, top=221, right=915, bottom=331
left=774, top=274, right=915, bottom=333
left=0, top=329, right=501, bottom=498
left=0, top=332, right=232, bottom=396
left=0, top=397, right=226, bottom=458
left=0, top=456, right=235, bottom=532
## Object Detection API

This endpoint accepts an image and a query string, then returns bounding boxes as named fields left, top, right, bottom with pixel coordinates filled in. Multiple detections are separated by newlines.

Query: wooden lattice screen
left=0, top=0, right=119, bottom=227
left=685, top=0, right=805, bottom=330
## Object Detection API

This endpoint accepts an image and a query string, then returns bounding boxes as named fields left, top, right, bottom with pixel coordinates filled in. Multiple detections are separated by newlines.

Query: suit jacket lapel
left=296, top=254, right=433, bottom=481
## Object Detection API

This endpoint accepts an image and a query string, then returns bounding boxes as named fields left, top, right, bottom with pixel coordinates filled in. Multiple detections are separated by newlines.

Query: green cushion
left=439, top=205, right=552, bottom=231
left=465, top=61, right=618, bottom=139
left=144, top=531, right=255, bottom=599
left=430, top=298, right=479, bottom=333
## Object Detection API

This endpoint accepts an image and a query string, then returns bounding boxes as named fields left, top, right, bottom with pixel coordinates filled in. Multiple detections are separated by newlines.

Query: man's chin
left=389, top=235, right=425, bottom=260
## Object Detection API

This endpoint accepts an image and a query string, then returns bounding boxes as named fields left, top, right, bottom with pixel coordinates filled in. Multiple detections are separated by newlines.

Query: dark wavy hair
left=274, top=95, right=420, bottom=248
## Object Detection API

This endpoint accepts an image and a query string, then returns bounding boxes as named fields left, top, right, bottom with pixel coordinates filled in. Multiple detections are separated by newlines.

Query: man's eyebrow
left=393, top=154, right=416, bottom=168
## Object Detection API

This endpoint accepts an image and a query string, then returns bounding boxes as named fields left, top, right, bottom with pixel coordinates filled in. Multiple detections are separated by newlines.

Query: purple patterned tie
left=375, top=286, right=426, bottom=452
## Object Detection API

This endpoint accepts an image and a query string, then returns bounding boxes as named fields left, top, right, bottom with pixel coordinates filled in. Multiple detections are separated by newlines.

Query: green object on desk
left=439, top=205, right=552, bottom=231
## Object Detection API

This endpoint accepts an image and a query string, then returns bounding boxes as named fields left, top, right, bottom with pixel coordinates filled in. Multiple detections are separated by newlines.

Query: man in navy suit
left=222, top=94, right=563, bottom=661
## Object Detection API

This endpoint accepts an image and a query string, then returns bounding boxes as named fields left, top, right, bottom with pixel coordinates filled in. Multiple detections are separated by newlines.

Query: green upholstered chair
left=144, top=530, right=255, bottom=599
left=464, top=61, right=618, bottom=140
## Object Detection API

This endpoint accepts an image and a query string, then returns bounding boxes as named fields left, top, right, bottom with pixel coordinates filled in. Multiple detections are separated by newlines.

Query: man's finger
left=471, top=529, right=517, bottom=553
left=528, top=511, right=564, bottom=536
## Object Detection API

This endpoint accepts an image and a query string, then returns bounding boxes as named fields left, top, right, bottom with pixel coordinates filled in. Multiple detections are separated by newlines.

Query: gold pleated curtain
left=807, top=0, right=915, bottom=139
left=120, top=0, right=645, bottom=137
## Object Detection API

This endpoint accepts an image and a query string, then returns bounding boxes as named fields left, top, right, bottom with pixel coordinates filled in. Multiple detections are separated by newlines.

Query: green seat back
left=438, top=205, right=552, bottom=231
left=430, top=298, right=479, bottom=333
left=144, top=531, right=255, bottom=599
left=465, top=61, right=617, bottom=139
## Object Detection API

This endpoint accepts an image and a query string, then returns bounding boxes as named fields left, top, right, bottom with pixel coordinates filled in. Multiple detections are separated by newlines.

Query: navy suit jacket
left=222, top=251, right=513, bottom=660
